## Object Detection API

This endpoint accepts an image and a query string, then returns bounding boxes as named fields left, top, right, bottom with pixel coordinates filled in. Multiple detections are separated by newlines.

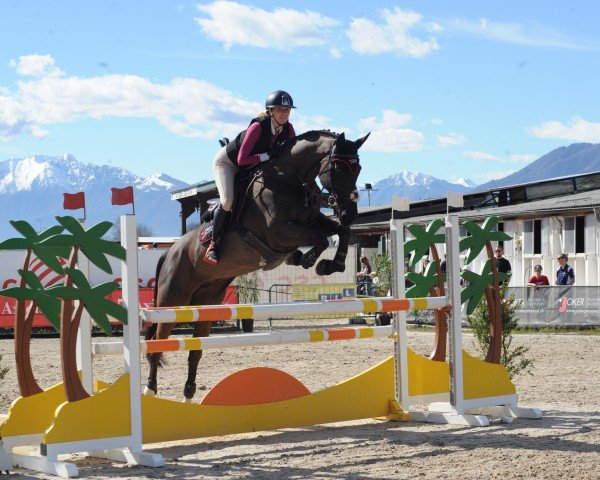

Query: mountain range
left=0, top=154, right=189, bottom=239
left=1, top=143, right=599, bottom=239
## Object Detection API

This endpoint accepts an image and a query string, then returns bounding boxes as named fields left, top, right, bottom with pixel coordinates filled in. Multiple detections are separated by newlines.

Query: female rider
left=204, top=90, right=297, bottom=265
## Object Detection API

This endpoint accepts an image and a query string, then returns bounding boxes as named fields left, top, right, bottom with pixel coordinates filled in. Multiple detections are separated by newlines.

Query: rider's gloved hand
left=259, top=153, right=270, bottom=162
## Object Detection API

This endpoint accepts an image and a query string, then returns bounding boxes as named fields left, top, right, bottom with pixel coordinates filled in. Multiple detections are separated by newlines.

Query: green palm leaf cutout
left=405, top=261, right=445, bottom=298
left=0, top=222, right=69, bottom=273
left=41, top=216, right=126, bottom=274
left=460, top=260, right=509, bottom=315
left=404, top=219, right=445, bottom=267
left=459, top=216, right=512, bottom=264
left=50, top=268, right=127, bottom=335
left=0, top=270, right=62, bottom=330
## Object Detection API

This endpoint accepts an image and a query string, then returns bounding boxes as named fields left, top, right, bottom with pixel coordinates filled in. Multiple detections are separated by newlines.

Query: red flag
left=111, top=186, right=134, bottom=206
left=63, top=192, right=85, bottom=210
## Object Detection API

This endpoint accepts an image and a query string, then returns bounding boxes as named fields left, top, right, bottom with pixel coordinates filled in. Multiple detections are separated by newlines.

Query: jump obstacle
left=0, top=201, right=542, bottom=477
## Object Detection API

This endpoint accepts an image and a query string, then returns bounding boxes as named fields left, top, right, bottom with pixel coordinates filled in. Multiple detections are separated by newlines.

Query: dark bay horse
left=145, top=130, right=369, bottom=400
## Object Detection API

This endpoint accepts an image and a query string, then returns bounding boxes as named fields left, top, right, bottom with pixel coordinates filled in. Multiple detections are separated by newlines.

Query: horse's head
left=320, top=132, right=370, bottom=226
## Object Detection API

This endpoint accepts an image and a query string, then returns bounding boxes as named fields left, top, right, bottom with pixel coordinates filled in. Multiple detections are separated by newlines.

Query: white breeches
left=212, top=146, right=238, bottom=212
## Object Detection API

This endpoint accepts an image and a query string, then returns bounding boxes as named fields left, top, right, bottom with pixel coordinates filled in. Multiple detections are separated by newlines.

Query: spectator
left=357, top=256, right=374, bottom=296
left=494, top=245, right=512, bottom=284
left=404, top=255, right=413, bottom=288
left=440, top=255, right=447, bottom=274
left=556, top=254, right=575, bottom=285
left=422, top=257, right=430, bottom=273
left=527, top=264, right=550, bottom=289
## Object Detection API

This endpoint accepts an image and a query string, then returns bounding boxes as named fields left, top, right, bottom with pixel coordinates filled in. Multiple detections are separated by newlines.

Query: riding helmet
left=265, top=90, right=296, bottom=109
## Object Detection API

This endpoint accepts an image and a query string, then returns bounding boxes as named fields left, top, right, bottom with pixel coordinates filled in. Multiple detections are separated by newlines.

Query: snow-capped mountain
left=358, top=170, right=475, bottom=206
left=0, top=154, right=190, bottom=239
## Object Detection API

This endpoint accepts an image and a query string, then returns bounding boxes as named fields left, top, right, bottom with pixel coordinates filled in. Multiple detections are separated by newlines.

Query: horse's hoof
left=315, top=260, right=331, bottom=276
left=183, top=397, right=193, bottom=403
left=184, top=382, right=197, bottom=400
left=301, top=252, right=317, bottom=269
left=143, top=386, right=156, bottom=396
left=285, top=250, right=303, bottom=266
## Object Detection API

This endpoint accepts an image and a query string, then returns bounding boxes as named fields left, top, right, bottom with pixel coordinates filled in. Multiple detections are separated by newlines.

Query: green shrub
left=371, top=252, right=391, bottom=297
left=467, top=284, right=534, bottom=379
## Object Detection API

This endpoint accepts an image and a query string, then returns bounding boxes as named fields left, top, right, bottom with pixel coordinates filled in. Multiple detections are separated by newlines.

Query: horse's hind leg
left=183, top=320, right=211, bottom=402
left=183, top=279, right=234, bottom=402
left=144, top=322, right=176, bottom=396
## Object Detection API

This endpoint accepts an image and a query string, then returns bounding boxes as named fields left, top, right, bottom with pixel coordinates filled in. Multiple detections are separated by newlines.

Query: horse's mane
left=277, top=129, right=338, bottom=153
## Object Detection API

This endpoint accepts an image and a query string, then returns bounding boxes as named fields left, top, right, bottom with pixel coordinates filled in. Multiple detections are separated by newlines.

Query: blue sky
left=1, top=1, right=599, bottom=186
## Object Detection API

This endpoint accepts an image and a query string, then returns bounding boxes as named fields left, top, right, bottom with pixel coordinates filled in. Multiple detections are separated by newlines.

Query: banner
left=507, top=286, right=600, bottom=327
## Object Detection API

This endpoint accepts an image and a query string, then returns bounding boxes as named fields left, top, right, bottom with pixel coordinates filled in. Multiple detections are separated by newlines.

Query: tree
left=467, top=284, right=533, bottom=379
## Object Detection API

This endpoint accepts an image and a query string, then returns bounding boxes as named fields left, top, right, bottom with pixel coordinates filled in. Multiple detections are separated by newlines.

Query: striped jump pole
left=93, top=325, right=395, bottom=357
left=140, top=297, right=449, bottom=324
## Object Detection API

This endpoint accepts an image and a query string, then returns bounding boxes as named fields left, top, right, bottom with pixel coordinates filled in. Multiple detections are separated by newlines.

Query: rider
left=204, top=90, right=297, bottom=265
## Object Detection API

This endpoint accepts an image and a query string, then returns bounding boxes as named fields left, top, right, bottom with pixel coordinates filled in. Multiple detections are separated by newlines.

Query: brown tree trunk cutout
left=484, top=241, right=503, bottom=363
left=428, top=245, right=447, bottom=361
left=59, top=246, right=90, bottom=402
left=13, top=249, right=43, bottom=396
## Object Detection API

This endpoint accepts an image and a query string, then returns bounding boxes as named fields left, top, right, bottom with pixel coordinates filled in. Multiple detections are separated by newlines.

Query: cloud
left=0, top=54, right=262, bottom=141
left=446, top=17, right=599, bottom=50
left=357, top=110, right=425, bottom=153
left=0, top=54, right=339, bottom=143
left=528, top=117, right=600, bottom=142
left=9, top=54, right=62, bottom=77
left=436, top=133, right=465, bottom=147
left=463, top=150, right=536, bottom=164
left=347, top=7, right=439, bottom=57
left=195, top=1, right=338, bottom=50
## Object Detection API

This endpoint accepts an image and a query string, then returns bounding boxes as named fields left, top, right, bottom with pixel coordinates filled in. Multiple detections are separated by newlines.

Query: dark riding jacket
left=226, top=116, right=292, bottom=166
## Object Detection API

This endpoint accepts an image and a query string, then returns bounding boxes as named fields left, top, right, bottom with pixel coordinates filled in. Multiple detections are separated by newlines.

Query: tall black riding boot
left=204, top=206, right=231, bottom=265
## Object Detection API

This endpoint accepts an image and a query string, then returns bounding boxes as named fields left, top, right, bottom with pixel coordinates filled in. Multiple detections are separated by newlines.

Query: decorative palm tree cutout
left=404, top=219, right=447, bottom=360
left=40, top=216, right=128, bottom=401
left=0, top=216, right=128, bottom=402
left=404, top=215, right=512, bottom=364
left=459, top=216, right=511, bottom=363
left=0, top=221, right=69, bottom=396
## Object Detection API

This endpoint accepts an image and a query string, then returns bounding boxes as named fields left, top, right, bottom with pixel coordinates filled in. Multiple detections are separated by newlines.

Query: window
left=564, top=216, right=585, bottom=254
left=523, top=219, right=541, bottom=254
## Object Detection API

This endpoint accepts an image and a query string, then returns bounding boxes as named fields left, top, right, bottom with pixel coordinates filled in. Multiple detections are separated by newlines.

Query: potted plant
left=236, top=271, right=260, bottom=332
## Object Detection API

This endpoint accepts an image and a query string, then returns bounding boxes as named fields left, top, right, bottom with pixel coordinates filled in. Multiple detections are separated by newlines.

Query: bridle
left=319, top=140, right=362, bottom=208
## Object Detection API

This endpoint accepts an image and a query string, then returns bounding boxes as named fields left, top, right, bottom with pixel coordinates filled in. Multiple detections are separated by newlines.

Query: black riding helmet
left=265, top=90, right=296, bottom=109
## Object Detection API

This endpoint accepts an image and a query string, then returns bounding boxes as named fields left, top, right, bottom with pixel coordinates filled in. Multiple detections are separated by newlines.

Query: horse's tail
left=145, top=250, right=169, bottom=342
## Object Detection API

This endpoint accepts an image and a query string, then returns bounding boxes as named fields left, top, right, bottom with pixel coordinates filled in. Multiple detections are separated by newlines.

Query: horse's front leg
left=183, top=320, right=211, bottom=402
left=272, top=223, right=330, bottom=269
left=313, top=215, right=350, bottom=275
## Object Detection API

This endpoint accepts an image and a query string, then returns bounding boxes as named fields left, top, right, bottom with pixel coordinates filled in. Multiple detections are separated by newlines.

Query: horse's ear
left=337, top=132, right=346, bottom=143
left=355, top=132, right=371, bottom=149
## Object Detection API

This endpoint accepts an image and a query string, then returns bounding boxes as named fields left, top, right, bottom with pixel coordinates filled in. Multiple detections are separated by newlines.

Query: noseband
left=320, top=142, right=362, bottom=208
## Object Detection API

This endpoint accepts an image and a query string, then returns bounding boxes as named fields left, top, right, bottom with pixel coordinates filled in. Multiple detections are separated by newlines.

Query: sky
left=1, top=1, right=599, bottom=187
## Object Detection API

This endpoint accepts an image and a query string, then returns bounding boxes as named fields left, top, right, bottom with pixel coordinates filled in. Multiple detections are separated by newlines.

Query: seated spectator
left=527, top=264, right=550, bottom=289
left=357, top=255, right=374, bottom=296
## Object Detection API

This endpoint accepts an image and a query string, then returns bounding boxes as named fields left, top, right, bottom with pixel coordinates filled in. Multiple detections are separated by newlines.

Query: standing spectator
left=527, top=265, right=550, bottom=289
left=440, top=255, right=447, bottom=274
left=357, top=256, right=374, bottom=296
left=495, top=245, right=512, bottom=284
left=556, top=254, right=575, bottom=285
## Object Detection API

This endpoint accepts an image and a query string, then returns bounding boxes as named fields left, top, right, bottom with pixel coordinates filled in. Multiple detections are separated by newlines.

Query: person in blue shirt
left=556, top=253, right=575, bottom=285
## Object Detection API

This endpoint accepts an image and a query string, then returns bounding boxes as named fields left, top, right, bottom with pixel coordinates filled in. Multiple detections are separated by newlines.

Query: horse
left=145, top=130, right=369, bottom=400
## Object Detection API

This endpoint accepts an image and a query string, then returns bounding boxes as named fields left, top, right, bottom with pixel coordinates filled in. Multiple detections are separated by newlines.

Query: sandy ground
left=1, top=320, right=599, bottom=479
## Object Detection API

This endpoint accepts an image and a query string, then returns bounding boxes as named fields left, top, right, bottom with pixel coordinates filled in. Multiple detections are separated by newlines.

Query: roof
left=170, top=180, right=217, bottom=201
left=351, top=171, right=600, bottom=233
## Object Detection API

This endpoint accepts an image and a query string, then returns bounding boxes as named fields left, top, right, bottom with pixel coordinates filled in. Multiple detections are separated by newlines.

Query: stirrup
left=203, top=243, right=219, bottom=265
